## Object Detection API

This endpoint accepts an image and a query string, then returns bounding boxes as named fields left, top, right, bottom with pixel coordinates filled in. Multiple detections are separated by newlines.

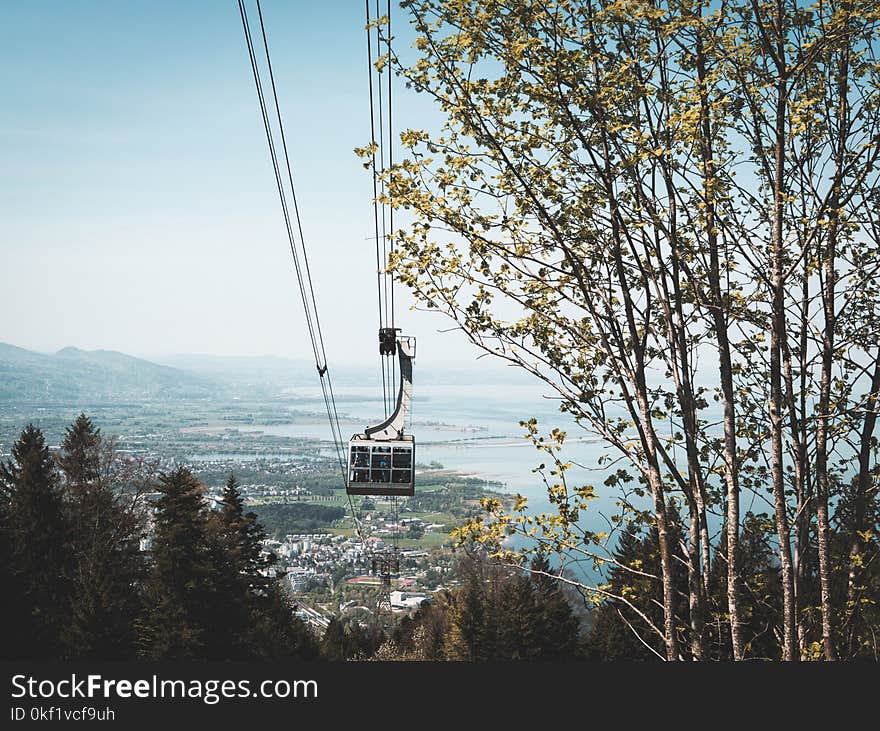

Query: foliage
left=380, top=0, right=880, bottom=659
left=60, top=413, right=146, bottom=659
left=251, top=502, right=347, bottom=537
left=0, top=425, right=69, bottom=659
left=1, top=418, right=321, bottom=662
left=374, top=549, right=585, bottom=661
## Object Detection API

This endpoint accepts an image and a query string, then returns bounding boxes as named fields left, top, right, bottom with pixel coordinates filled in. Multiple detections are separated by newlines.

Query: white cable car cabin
left=347, top=332, right=415, bottom=497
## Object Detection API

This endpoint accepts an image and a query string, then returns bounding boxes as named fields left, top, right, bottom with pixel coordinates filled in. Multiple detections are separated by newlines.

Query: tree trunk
left=815, top=20, right=852, bottom=661
left=788, top=275, right=811, bottom=653
left=782, top=329, right=807, bottom=651
left=695, top=22, right=743, bottom=661
left=769, top=1, right=798, bottom=659
left=846, top=354, right=880, bottom=656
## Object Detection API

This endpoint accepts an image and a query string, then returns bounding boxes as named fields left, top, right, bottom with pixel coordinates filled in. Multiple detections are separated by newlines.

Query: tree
left=137, top=467, right=217, bottom=660
left=382, top=0, right=880, bottom=659
left=321, top=616, right=384, bottom=661
left=205, top=473, right=270, bottom=659
left=207, top=472, right=318, bottom=660
left=443, top=549, right=584, bottom=660
left=528, top=553, right=585, bottom=660
left=247, top=584, right=322, bottom=661
left=582, top=525, right=674, bottom=661
left=60, top=413, right=146, bottom=660
left=444, top=555, right=492, bottom=660
left=216, top=473, right=274, bottom=590
left=58, top=413, right=101, bottom=492
left=321, top=618, right=348, bottom=661
left=378, top=599, right=451, bottom=660
left=707, top=514, right=783, bottom=661
left=0, top=425, right=68, bottom=659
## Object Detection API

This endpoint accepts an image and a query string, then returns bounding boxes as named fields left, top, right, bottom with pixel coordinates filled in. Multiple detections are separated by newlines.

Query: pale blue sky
left=1, top=0, right=476, bottom=367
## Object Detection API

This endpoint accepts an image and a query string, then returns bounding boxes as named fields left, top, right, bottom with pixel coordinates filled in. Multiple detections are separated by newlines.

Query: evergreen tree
left=834, top=472, right=880, bottom=659
left=321, top=616, right=382, bottom=661
left=443, top=550, right=584, bottom=661
left=581, top=507, right=783, bottom=660
left=583, top=511, right=689, bottom=660
left=707, top=513, right=782, bottom=660
left=528, top=553, right=583, bottom=660
left=321, top=618, right=347, bottom=661
left=444, top=559, right=489, bottom=661
left=493, top=573, right=541, bottom=660
left=137, top=467, right=216, bottom=660
left=385, top=599, right=450, bottom=660
left=60, top=414, right=145, bottom=660
left=206, top=472, right=278, bottom=659
left=582, top=525, right=659, bottom=660
left=247, top=585, right=321, bottom=661
left=58, top=413, right=101, bottom=492
left=206, top=472, right=320, bottom=659
left=0, top=425, right=68, bottom=659
left=205, top=474, right=257, bottom=659
left=216, top=473, right=274, bottom=591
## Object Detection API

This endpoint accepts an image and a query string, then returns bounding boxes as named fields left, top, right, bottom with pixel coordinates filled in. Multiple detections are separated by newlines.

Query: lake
left=237, top=382, right=641, bottom=526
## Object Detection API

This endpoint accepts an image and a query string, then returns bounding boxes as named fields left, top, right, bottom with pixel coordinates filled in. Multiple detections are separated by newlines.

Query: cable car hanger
left=347, top=330, right=416, bottom=497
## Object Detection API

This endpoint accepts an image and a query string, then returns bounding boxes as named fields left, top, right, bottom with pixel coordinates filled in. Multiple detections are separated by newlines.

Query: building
left=390, top=590, right=430, bottom=612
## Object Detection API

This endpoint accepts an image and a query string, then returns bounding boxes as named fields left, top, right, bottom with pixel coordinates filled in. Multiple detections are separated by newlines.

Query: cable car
left=347, top=331, right=416, bottom=496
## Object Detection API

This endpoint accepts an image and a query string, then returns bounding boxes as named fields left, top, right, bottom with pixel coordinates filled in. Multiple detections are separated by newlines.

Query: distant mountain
left=0, top=342, right=534, bottom=404
left=156, top=353, right=534, bottom=390
left=156, top=354, right=322, bottom=392
left=0, top=344, right=219, bottom=403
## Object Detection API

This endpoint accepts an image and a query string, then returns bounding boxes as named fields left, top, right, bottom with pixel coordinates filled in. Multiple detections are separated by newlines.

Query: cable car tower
left=236, top=0, right=413, bottom=621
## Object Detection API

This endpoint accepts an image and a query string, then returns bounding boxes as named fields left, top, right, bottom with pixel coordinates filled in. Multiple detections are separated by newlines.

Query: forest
left=0, top=415, right=594, bottom=661
left=4, top=408, right=875, bottom=661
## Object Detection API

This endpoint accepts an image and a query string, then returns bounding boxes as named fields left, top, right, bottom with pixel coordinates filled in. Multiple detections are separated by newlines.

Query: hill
left=0, top=344, right=219, bottom=403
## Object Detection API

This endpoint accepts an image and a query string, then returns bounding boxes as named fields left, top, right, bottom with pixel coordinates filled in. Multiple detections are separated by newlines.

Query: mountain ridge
left=0, top=343, right=218, bottom=403
left=0, top=342, right=535, bottom=404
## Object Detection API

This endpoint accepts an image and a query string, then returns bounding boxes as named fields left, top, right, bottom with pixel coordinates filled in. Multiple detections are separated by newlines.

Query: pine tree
left=321, top=618, right=347, bottom=661
left=494, top=573, right=541, bottom=660
left=247, top=584, right=321, bottom=661
left=217, top=473, right=274, bottom=591
left=59, top=413, right=101, bottom=492
left=582, top=511, right=689, bottom=660
left=707, top=513, right=782, bottom=660
left=206, top=472, right=275, bottom=659
left=0, top=425, right=68, bottom=659
left=582, top=524, right=658, bottom=660
left=442, top=550, right=584, bottom=661
left=320, top=616, right=382, bottom=661
left=444, top=559, right=489, bottom=661
left=385, top=600, right=450, bottom=660
left=138, top=467, right=216, bottom=660
left=60, top=414, right=145, bottom=660
left=528, top=553, right=583, bottom=660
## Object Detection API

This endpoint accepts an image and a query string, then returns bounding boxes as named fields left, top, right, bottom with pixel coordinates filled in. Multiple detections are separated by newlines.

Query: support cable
left=386, top=0, right=397, bottom=405
left=237, top=0, right=346, bottom=482
left=365, top=0, right=390, bottom=418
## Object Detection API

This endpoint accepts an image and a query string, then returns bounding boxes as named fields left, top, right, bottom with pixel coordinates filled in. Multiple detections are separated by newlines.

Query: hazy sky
left=1, top=0, right=480, bottom=368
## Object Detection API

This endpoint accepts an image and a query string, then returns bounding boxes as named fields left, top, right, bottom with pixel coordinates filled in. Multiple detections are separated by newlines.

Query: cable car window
left=392, top=447, right=412, bottom=468
left=392, top=469, right=411, bottom=483
left=371, top=446, right=391, bottom=482
left=351, top=446, right=370, bottom=467
left=371, top=446, right=392, bottom=468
